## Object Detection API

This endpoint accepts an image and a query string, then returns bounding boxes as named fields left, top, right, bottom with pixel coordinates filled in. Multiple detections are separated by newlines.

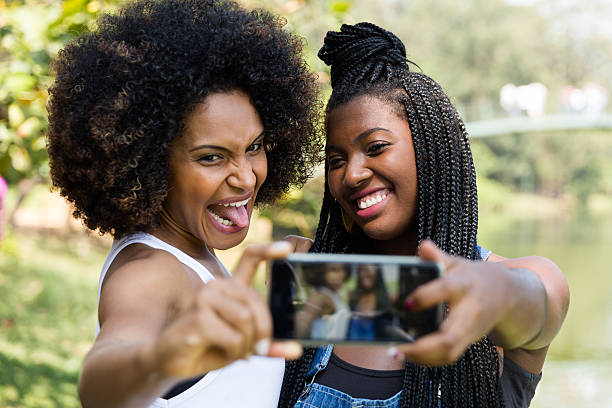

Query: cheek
left=255, top=153, right=268, bottom=186
left=327, top=171, right=342, bottom=200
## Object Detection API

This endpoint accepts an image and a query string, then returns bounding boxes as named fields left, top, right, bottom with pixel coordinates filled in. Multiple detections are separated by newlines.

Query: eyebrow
left=188, top=131, right=265, bottom=153
left=326, top=127, right=392, bottom=152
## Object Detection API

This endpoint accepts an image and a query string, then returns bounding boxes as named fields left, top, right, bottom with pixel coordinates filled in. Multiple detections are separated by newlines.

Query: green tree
left=0, top=0, right=120, bottom=220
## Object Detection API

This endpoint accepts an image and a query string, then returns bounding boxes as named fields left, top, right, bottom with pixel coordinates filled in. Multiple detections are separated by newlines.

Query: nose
left=227, top=157, right=257, bottom=190
left=343, top=156, right=372, bottom=188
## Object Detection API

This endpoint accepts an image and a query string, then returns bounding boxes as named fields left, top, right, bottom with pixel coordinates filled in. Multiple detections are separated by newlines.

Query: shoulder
left=97, top=244, right=202, bottom=339
left=103, top=243, right=200, bottom=296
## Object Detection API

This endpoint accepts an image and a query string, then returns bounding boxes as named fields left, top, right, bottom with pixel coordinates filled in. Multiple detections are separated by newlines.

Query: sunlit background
left=1, top=0, right=611, bottom=406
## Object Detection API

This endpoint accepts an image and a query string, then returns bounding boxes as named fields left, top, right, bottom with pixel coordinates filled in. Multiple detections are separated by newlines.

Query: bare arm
left=79, top=242, right=300, bottom=408
left=487, top=253, right=569, bottom=373
left=79, top=248, right=244, bottom=407
left=79, top=248, right=190, bottom=407
left=80, top=338, right=176, bottom=408
left=395, top=241, right=569, bottom=374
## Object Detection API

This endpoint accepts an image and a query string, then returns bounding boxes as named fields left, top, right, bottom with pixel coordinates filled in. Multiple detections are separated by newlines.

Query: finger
left=441, top=299, right=494, bottom=345
left=195, top=282, right=255, bottom=356
left=222, top=280, right=273, bottom=347
left=393, top=317, right=472, bottom=366
left=418, top=239, right=445, bottom=262
left=243, top=292, right=273, bottom=346
left=418, top=240, right=460, bottom=272
left=200, top=332, right=246, bottom=367
left=217, top=280, right=273, bottom=348
left=268, top=341, right=303, bottom=360
left=233, top=241, right=292, bottom=285
left=394, top=300, right=489, bottom=366
left=186, top=310, right=248, bottom=370
left=394, top=332, right=466, bottom=366
left=283, top=235, right=313, bottom=253
left=203, top=281, right=272, bottom=352
left=209, top=295, right=257, bottom=357
left=406, top=276, right=470, bottom=311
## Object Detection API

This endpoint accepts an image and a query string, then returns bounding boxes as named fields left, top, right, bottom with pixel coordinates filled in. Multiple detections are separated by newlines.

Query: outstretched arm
left=79, top=242, right=301, bottom=408
left=393, top=240, right=569, bottom=374
left=486, top=252, right=569, bottom=373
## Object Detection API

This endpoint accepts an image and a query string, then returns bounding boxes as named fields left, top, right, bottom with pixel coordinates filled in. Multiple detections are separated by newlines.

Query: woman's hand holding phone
left=143, top=241, right=302, bottom=379
left=269, top=253, right=443, bottom=344
left=392, top=240, right=516, bottom=366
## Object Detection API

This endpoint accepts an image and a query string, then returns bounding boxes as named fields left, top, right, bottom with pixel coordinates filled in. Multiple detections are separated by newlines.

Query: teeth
left=357, top=192, right=388, bottom=210
left=222, top=197, right=250, bottom=207
left=210, top=210, right=235, bottom=226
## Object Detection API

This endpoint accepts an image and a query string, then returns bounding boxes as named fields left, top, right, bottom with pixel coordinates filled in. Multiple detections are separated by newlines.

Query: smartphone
left=268, top=253, right=444, bottom=345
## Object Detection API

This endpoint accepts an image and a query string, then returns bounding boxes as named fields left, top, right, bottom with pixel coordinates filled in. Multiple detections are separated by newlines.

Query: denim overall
left=295, top=344, right=404, bottom=408
left=294, top=247, right=492, bottom=408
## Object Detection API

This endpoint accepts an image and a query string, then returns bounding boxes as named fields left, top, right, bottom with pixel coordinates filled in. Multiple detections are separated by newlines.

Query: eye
left=246, top=142, right=263, bottom=153
left=198, top=154, right=222, bottom=163
left=367, top=142, right=389, bottom=155
left=327, top=155, right=345, bottom=169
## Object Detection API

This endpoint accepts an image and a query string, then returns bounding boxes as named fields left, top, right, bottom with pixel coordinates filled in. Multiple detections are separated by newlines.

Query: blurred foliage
left=0, top=0, right=121, bottom=185
left=1, top=0, right=611, bottom=228
left=247, top=0, right=612, bottom=234
left=247, top=0, right=612, bottom=120
left=472, top=131, right=611, bottom=206
left=260, top=174, right=324, bottom=239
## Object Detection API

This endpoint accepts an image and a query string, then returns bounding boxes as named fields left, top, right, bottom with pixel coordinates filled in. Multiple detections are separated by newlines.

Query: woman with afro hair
left=277, top=23, right=569, bottom=408
left=47, top=0, right=321, bottom=406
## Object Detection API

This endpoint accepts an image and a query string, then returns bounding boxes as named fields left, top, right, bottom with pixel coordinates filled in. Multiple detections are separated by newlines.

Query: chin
left=210, top=231, right=249, bottom=251
left=361, top=223, right=403, bottom=242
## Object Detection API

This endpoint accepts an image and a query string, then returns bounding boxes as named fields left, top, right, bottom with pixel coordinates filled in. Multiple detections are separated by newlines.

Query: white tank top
left=95, top=232, right=285, bottom=408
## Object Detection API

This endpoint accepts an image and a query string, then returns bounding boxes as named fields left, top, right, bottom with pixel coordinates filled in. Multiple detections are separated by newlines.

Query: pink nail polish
left=404, top=298, right=414, bottom=310
left=387, top=347, right=401, bottom=359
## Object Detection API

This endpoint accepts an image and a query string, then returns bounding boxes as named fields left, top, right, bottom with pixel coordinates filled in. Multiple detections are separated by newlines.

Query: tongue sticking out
left=210, top=204, right=249, bottom=228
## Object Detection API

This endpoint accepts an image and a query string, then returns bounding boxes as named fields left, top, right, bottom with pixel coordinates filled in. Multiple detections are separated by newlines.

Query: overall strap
left=301, top=344, right=334, bottom=399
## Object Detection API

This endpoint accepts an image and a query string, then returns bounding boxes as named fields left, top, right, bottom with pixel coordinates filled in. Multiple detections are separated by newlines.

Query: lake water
left=478, top=211, right=612, bottom=407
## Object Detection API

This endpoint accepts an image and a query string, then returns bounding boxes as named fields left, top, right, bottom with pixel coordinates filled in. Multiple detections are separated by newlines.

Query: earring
left=341, top=207, right=358, bottom=234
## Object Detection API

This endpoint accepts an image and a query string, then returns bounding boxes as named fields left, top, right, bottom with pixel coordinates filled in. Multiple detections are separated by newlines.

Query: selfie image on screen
left=269, top=259, right=441, bottom=343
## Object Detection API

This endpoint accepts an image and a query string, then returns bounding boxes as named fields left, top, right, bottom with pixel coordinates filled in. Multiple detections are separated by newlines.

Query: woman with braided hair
left=278, top=23, right=569, bottom=408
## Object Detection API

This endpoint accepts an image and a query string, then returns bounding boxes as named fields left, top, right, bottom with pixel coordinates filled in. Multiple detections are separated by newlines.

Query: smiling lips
left=207, top=196, right=251, bottom=232
left=352, top=188, right=391, bottom=218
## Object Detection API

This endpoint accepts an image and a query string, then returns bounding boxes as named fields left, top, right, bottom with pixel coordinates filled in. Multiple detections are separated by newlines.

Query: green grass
left=0, top=230, right=108, bottom=407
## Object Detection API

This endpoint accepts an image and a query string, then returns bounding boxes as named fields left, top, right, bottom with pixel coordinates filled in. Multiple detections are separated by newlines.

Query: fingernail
left=255, top=338, right=271, bottom=356
left=387, top=347, right=402, bottom=360
left=185, top=334, right=200, bottom=346
left=270, top=241, right=292, bottom=253
left=404, top=298, right=415, bottom=310
left=284, top=342, right=304, bottom=359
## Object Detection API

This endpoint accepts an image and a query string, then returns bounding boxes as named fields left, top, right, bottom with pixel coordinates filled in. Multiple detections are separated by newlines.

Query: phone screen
left=269, top=254, right=443, bottom=344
